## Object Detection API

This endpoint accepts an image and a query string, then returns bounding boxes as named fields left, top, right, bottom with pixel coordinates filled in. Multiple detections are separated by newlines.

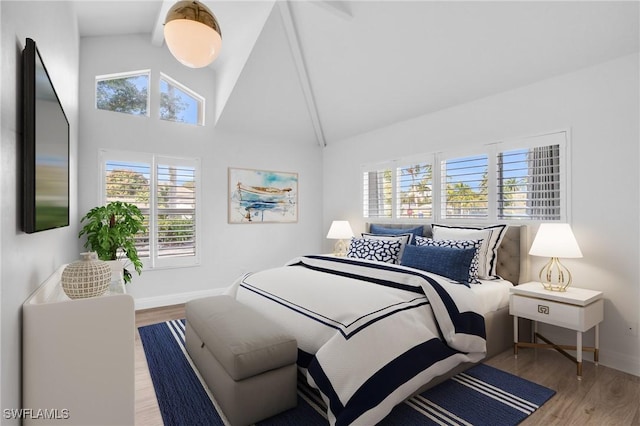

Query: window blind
left=104, top=160, right=151, bottom=258
left=497, top=144, right=561, bottom=220
left=102, top=152, right=200, bottom=268
left=441, top=154, right=488, bottom=218
left=396, top=163, right=432, bottom=219
left=157, top=164, right=196, bottom=258
left=363, top=168, right=392, bottom=218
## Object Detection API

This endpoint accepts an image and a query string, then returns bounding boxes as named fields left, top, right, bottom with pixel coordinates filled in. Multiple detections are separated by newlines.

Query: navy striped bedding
left=230, top=255, right=487, bottom=425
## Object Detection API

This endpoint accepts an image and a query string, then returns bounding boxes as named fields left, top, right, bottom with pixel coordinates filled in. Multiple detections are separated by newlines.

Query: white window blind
left=104, top=160, right=151, bottom=258
left=363, top=168, right=393, bottom=218
left=397, top=163, right=432, bottom=219
left=497, top=140, right=563, bottom=220
left=156, top=162, right=197, bottom=258
left=101, top=151, right=200, bottom=269
left=440, top=154, right=488, bottom=219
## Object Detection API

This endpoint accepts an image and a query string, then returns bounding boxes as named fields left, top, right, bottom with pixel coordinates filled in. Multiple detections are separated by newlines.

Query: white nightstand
left=509, top=281, right=604, bottom=379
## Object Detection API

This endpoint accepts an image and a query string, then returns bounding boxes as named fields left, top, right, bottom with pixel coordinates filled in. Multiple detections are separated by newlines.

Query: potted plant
left=78, top=201, right=146, bottom=284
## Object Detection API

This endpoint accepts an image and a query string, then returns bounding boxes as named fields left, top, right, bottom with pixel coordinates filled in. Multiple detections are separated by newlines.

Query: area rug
left=139, top=319, right=555, bottom=426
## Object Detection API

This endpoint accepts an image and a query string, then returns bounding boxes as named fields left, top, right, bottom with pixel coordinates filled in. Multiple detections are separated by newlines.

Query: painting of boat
left=228, top=168, right=298, bottom=223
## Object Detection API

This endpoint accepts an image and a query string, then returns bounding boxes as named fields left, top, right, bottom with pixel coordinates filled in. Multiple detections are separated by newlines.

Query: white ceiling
left=73, top=0, right=639, bottom=146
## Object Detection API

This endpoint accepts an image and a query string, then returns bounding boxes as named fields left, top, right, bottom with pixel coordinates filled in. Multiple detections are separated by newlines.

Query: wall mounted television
left=23, top=38, right=70, bottom=233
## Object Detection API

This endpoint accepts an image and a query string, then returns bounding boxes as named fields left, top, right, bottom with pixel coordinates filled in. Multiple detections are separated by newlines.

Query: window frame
left=362, top=129, right=570, bottom=224
left=95, top=69, right=151, bottom=117
left=99, top=149, right=201, bottom=270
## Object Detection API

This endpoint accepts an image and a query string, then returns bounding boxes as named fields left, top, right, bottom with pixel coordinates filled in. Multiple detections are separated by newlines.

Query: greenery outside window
left=96, top=70, right=150, bottom=116
left=100, top=150, right=201, bottom=269
left=160, top=73, right=205, bottom=126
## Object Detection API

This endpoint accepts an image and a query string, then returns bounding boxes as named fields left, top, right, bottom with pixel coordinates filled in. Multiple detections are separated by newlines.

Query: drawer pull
left=538, top=305, right=550, bottom=315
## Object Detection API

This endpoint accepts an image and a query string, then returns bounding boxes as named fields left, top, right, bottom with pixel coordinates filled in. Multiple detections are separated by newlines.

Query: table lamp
left=326, top=221, right=354, bottom=256
left=529, top=223, right=583, bottom=291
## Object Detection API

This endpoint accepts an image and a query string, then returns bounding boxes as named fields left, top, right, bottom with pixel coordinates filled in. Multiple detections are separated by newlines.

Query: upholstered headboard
left=365, top=223, right=526, bottom=285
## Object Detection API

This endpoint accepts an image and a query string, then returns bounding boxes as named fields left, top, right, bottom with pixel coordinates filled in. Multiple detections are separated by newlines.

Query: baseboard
left=599, top=348, right=640, bottom=377
left=134, top=288, right=227, bottom=311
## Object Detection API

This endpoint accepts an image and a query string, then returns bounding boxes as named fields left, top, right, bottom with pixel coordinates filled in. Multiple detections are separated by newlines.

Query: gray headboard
left=365, top=223, right=526, bottom=285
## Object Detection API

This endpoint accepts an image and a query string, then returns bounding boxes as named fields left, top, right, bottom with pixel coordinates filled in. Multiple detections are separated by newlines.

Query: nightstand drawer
left=510, top=295, right=603, bottom=331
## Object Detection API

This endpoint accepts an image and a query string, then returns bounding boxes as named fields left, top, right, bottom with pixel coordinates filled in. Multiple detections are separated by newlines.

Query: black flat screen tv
left=23, top=38, right=70, bottom=233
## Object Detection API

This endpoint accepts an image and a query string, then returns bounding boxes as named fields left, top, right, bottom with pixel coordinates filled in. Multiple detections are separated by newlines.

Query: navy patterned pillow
left=400, top=244, right=477, bottom=286
left=414, top=236, right=482, bottom=284
left=346, top=238, right=403, bottom=264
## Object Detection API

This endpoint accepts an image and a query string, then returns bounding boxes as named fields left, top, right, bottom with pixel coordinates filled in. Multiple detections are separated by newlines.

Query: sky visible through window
left=160, top=79, right=199, bottom=124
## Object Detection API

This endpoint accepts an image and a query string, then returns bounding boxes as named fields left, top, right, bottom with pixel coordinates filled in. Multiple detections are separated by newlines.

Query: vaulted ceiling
left=73, top=1, right=639, bottom=146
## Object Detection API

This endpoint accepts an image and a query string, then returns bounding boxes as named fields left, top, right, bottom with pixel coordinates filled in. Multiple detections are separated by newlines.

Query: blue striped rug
left=139, top=319, right=555, bottom=426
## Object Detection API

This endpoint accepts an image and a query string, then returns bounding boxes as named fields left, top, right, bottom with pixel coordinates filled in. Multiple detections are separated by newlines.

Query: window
left=441, top=154, right=488, bottom=219
left=160, top=73, right=205, bottom=126
left=397, top=163, right=432, bottom=219
left=363, top=167, right=392, bottom=218
left=96, top=70, right=150, bottom=116
left=362, top=130, right=569, bottom=222
left=496, top=133, right=565, bottom=220
left=101, top=150, right=200, bottom=268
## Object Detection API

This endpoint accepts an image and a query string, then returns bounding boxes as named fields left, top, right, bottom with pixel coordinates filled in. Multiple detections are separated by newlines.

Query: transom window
left=363, top=130, right=569, bottom=222
left=95, top=70, right=205, bottom=126
left=96, top=70, right=150, bottom=116
left=160, top=73, right=205, bottom=126
left=101, top=150, right=201, bottom=269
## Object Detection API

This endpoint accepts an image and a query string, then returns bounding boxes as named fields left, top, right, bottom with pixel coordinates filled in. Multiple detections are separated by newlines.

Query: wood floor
left=134, top=304, right=640, bottom=426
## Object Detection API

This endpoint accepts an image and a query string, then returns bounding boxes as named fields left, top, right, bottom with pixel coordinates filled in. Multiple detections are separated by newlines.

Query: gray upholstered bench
left=185, top=295, right=298, bottom=426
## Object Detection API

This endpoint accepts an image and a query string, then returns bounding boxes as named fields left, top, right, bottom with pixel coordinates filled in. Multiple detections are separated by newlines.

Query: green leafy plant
left=78, top=201, right=146, bottom=283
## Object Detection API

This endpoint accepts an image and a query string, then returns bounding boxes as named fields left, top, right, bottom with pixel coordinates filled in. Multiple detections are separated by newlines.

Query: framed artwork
left=228, top=167, right=298, bottom=223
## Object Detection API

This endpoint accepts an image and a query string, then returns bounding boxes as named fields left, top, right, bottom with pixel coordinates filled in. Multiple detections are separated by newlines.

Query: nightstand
left=509, top=281, right=604, bottom=379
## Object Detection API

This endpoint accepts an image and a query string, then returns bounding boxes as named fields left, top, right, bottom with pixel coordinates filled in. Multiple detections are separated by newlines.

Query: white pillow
left=431, top=224, right=507, bottom=279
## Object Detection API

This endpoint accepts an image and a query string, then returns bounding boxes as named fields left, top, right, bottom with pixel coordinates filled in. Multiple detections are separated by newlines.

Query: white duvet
left=228, top=255, right=487, bottom=425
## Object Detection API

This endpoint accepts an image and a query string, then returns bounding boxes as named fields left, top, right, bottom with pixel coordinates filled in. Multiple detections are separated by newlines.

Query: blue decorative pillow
left=369, top=225, right=424, bottom=244
left=414, top=236, right=482, bottom=284
left=347, top=238, right=403, bottom=264
left=400, top=244, right=477, bottom=286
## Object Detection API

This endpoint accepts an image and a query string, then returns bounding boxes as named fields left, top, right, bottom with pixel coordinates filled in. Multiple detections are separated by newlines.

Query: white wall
left=78, top=35, right=324, bottom=307
left=323, top=53, right=640, bottom=376
left=0, top=0, right=79, bottom=419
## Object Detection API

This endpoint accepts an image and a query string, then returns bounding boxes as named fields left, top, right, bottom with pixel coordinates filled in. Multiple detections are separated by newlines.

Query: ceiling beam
left=278, top=1, right=327, bottom=147
left=151, top=0, right=175, bottom=46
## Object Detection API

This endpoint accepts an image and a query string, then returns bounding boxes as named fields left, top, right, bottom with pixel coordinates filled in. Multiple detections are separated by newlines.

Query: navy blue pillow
left=400, top=244, right=476, bottom=286
left=369, top=225, right=424, bottom=244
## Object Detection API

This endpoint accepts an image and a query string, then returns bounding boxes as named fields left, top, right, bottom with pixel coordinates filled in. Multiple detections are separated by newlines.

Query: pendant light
left=164, top=0, right=222, bottom=68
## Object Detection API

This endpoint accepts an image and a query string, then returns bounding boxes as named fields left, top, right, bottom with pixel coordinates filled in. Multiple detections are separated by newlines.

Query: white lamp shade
left=164, top=1, right=222, bottom=68
left=164, top=20, right=221, bottom=68
left=326, top=221, right=354, bottom=239
left=529, top=223, right=583, bottom=258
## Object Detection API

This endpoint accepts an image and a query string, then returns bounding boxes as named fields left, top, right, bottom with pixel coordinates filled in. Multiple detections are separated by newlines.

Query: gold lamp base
left=539, top=256, right=572, bottom=292
left=333, top=239, right=349, bottom=257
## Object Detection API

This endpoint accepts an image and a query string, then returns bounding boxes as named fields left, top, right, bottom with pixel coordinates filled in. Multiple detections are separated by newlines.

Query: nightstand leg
left=576, top=331, right=583, bottom=380
left=594, top=324, right=600, bottom=366
left=513, top=315, right=519, bottom=357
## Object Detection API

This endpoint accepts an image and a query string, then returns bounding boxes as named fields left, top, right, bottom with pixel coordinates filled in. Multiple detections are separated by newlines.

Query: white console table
left=23, top=265, right=135, bottom=425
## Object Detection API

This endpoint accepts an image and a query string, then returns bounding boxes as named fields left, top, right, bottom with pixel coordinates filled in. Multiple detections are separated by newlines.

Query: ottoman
left=185, top=295, right=298, bottom=425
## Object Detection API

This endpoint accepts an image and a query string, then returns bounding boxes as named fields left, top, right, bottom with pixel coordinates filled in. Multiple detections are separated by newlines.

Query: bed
left=228, top=223, right=526, bottom=425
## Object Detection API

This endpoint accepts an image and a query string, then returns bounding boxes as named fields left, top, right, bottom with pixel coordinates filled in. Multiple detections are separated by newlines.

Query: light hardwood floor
left=135, top=304, right=640, bottom=426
